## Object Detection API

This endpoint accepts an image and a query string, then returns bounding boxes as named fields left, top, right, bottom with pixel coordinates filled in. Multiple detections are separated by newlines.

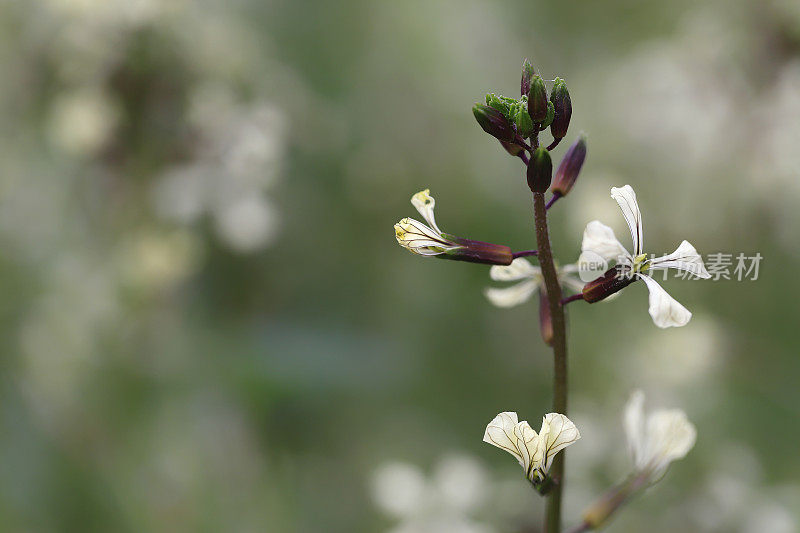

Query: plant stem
left=512, top=250, right=538, bottom=259
left=532, top=192, right=568, bottom=533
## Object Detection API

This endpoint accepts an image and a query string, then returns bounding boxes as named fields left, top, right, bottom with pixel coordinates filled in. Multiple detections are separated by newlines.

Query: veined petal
left=644, top=409, right=697, bottom=479
left=483, top=412, right=526, bottom=467
left=623, top=390, right=647, bottom=470
left=638, top=275, right=692, bottom=328
left=514, top=421, right=540, bottom=480
left=484, top=280, right=540, bottom=308
left=410, top=189, right=442, bottom=234
left=649, top=240, right=711, bottom=279
left=539, top=413, right=581, bottom=472
left=489, top=257, right=541, bottom=282
left=610, top=185, right=644, bottom=257
left=581, top=221, right=631, bottom=263
left=394, top=217, right=459, bottom=256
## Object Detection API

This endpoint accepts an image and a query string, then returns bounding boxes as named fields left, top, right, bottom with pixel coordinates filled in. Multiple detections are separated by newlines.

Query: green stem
left=532, top=192, right=568, bottom=533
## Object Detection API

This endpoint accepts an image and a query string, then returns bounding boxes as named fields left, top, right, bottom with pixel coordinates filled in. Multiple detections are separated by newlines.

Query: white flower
left=484, top=258, right=584, bottom=308
left=624, top=390, right=696, bottom=483
left=580, top=185, right=711, bottom=327
left=395, top=190, right=462, bottom=256
left=483, top=412, right=580, bottom=485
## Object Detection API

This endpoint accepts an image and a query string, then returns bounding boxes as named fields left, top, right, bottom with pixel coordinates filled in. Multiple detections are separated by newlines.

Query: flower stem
left=512, top=250, right=538, bottom=259
left=560, top=293, right=584, bottom=306
left=547, top=137, right=562, bottom=151
left=532, top=192, right=568, bottom=533
left=546, top=193, right=562, bottom=210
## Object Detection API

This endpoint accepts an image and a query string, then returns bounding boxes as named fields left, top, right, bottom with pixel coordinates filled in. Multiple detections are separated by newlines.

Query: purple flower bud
left=527, top=76, right=548, bottom=123
left=551, top=135, right=587, bottom=197
left=549, top=78, right=572, bottom=139
left=473, top=103, right=516, bottom=143
left=539, top=290, right=553, bottom=346
left=582, top=266, right=636, bottom=303
left=442, top=236, right=513, bottom=265
left=521, top=59, right=536, bottom=97
left=527, top=148, right=553, bottom=193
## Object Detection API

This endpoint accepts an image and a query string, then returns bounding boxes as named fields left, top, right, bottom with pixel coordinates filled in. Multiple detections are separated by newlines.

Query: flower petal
left=514, top=421, right=540, bottom=480
left=610, top=185, right=644, bottom=256
left=580, top=220, right=631, bottom=263
left=394, top=217, right=458, bottom=256
left=623, top=390, right=647, bottom=470
left=644, top=409, right=697, bottom=479
left=483, top=412, right=526, bottom=467
left=484, top=280, right=539, bottom=308
left=639, top=275, right=692, bottom=328
left=649, top=240, right=711, bottom=279
left=410, top=189, right=442, bottom=234
left=489, top=257, right=541, bottom=282
left=539, top=413, right=581, bottom=472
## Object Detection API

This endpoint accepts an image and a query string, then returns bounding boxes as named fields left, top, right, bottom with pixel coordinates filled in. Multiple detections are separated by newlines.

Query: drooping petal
left=539, top=413, right=581, bottom=472
left=489, top=257, right=541, bottom=282
left=610, top=185, right=644, bottom=257
left=623, top=390, right=647, bottom=470
left=483, top=412, right=526, bottom=467
left=648, top=240, right=711, bottom=279
left=394, top=218, right=459, bottom=256
left=484, top=280, right=540, bottom=308
left=644, top=409, right=697, bottom=479
left=638, top=275, right=692, bottom=328
left=581, top=220, right=631, bottom=263
left=410, top=189, right=442, bottom=234
left=514, top=421, right=540, bottom=480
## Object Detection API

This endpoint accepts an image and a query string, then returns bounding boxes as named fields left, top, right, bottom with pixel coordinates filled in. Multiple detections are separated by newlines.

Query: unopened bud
left=527, top=75, right=548, bottom=122
left=527, top=148, right=552, bottom=193
left=500, top=140, right=523, bottom=156
left=582, top=266, right=636, bottom=303
left=552, top=134, right=587, bottom=197
left=515, top=104, right=535, bottom=138
left=473, top=103, right=515, bottom=143
left=539, top=290, right=553, bottom=346
left=442, top=236, right=513, bottom=265
left=549, top=77, right=572, bottom=139
left=521, top=59, right=536, bottom=96
left=582, top=486, right=628, bottom=529
left=541, top=101, right=555, bottom=128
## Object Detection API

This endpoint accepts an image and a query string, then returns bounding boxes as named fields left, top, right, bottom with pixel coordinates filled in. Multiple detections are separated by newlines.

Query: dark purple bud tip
left=473, top=103, right=516, bottom=143
left=552, top=134, right=587, bottom=197
left=549, top=77, right=572, bottom=139
left=527, top=148, right=553, bottom=193
left=582, top=266, right=637, bottom=303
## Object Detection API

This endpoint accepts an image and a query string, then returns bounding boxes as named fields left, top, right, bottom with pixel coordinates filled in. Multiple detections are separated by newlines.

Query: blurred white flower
left=47, top=87, right=117, bottom=156
left=484, top=258, right=583, bottom=308
left=395, top=189, right=462, bottom=257
left=581, top=185, right=710, bottom=327
left=371, top=455, right=494, bottom=533
left=214, top=195, right=280, bottom=252
left=117, top=230, right=201, bottom=291
left=483, top=412, right=580, bottom=486
left=623, top=390, right=696, bottom=483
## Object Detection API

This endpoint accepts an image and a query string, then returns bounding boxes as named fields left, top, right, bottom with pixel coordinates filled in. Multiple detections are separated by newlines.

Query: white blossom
left=580, top=185, right=711, bottom=327
left=483, top=412, right=580, bottom=485
left=394, top=190, right=462, bottom=256
left=484, top=258, right=584, bottom=308
left=624, top=390, right=696, bottom=483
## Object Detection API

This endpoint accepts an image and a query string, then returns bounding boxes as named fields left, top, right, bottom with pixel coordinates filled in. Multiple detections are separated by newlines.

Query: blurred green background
left=1, top=0, right=799, bottom=531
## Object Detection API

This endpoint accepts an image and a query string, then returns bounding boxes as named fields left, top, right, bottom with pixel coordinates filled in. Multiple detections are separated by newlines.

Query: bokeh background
left=1, top=0, right=799, bottom=531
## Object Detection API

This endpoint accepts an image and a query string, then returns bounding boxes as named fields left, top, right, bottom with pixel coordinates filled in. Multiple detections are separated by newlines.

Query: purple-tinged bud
left=500, top=140, right=523, bottom=156
left=551, top=134, right=587, bottom=197
left=473, top=103, right=515, bottom=143
left=521, top=59, right=536, bottom=96
left=527, top=75, right=548, bottom=123
left=582, top=266, right=636, bottom=303
left=549, top=77, right=572, bottom=139
left=440, top=235, right=513, bottom=265
left=527, top=148, right=552, bottom=193
left=539, top=290, right=553, bottom=346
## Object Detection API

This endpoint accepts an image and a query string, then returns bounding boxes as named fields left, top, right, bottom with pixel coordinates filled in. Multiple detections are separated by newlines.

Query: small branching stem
left=512, top=250, right=538, bottom=259
left=546, top=193, right=562, bottom=210
left=547, top=138, right=562, bottom=151
left=560, top=293, right=584, bottom=306
left=532, top=192, right=568, bottom=533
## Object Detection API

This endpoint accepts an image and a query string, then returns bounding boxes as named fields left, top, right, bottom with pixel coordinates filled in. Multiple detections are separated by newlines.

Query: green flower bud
left=549, top=77, right=572, bottom=139
left=473, top=103, right=516, bottom=143
left=541, top=101, right=555, bottom=128
left=552, top=134, right=587, bottom=197
left=521, top=58, right=535, bottom=96
left=485, top=93, right=511, bottom=117
left=527, top=75, right=548, bottom=123
left=526, top=147, right=552, bottom=193
left=515, top=103, right=535, bottom=138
